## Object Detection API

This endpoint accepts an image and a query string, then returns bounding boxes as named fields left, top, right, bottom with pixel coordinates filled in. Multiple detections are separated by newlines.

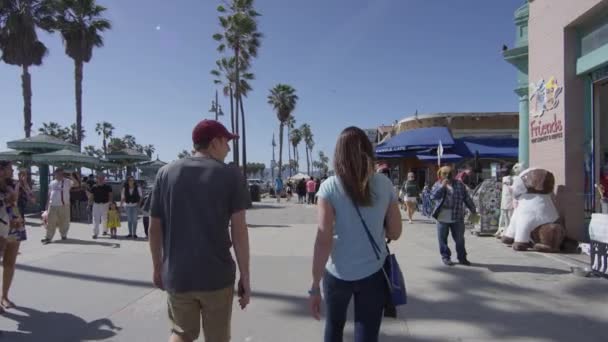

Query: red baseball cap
left=192, top=120, right=238, bottom=145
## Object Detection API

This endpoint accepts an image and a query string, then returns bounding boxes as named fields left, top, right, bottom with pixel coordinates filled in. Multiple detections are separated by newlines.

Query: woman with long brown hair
left=309, top=127, right=402, bottom=342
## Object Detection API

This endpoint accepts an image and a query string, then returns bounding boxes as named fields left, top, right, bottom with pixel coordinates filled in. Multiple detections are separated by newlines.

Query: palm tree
left=0, top=0, right=55, bottom=138
left=318, top=150, right=329, bottom=175
left=122, top=134, right=137, bottom=149
left=177, top=150, right=191, bottom=159
left=68, top=123, right=85, bottom=145
left=214, top=0, right=262, bottom=177
left=307, top=137, right=315, bottom=175
left=107, top=137, right=125, bottom=153
left=300, top=123, right=313, bottom=175
left=84, top=144, right=103, bottom=158
left=54, top=0, right=111, bottom=150
left=268, top=84, right=298, bottom=181
left=143, top=144, right=155, bottom=159
left=210, top=56, right=254, bottom=169
left=95, top=121, right=114, bottom=155
left=285, top=115, right=296, bottom=177
left=39, top=122, right=68, bottom=139
left=290, top=127, right=302, bottom=173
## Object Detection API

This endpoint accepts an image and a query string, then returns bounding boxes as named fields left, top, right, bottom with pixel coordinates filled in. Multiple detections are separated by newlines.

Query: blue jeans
left=436, top=220, right=467, bottom=261
left=323, top=270, right=386, bottom=342
left=125, top=206, right=138, bottom=236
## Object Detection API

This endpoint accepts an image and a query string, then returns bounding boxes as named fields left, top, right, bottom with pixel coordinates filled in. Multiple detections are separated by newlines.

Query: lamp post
left=209, top=90, right=224, bottom=121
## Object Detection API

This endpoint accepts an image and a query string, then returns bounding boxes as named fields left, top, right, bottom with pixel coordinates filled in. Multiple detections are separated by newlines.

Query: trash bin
left=250, top=184, right=261, bottom=202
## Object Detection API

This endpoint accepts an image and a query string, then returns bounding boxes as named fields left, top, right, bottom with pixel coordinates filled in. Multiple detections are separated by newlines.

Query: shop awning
left=375, top=127, right=454, bottom=154
left=416, top=153, right=464, bottom=163
left=451, top=136, right=518, bottom=159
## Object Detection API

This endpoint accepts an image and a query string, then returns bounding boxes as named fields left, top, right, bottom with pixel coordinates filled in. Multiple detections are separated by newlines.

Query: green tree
left=268, top=84, right=298, bottom=181
left=285, top=115, right=296, bottom=177
left=84, top=144, right=103, bottom=159
left=122, top=134, right=137, bottom=149
left=300, top=123, right=313, bottom=175
left=177, top=150, right=191, bottom=159
left=290, top=127, right=302, bottom=172
left=0, top=0, right=55, bottom=138
left=107, top=137, right=125, bottom=153
left=143, top=144, right=155, bottom=158
left=213, top=0, right=262, bottom=177
left=54, top=0, right=111, bottom=150
left=38, top=122, right=70, bottom=140
left=95, top=121, right=114, bottom=155
left=68, top=123, right=85, bottom=145
left=318, top=150, right=329, bottom=175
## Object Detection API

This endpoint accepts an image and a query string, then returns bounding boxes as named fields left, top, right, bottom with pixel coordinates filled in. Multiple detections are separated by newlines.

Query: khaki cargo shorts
left=167, top=286, right=234, bottom=342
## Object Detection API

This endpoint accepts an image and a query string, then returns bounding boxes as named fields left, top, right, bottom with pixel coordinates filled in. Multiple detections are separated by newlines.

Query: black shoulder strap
left=353, top=202, right=383, bottom=260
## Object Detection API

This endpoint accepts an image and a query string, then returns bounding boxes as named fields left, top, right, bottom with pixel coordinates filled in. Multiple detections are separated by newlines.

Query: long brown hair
left=333, top=127, right=375, bottom=206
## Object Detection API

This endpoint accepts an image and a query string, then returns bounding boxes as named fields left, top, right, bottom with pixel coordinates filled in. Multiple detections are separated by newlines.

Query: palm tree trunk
left=229, top=87, right=236, bottom=164
left=75, top=60, right=84, bottom=150
left=239, top=94, right=248, bottom=178
left=278, top=123, right=284, bottom=180
left=21, top=65, right=32, bottom=138
left=306, top=147, right=310, bottom=175
left=293, top=144, right=298, bottom=172
left=287, top=126, right=292, bottom=178
left=233, top=46, right=241, bottom=168
left=102, top=135, right=107, bottom=156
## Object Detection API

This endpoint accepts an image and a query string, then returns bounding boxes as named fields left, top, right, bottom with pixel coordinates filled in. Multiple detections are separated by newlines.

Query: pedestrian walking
left=401, top=172, right=420, bottom=224
left=0, top=161, right=25, bottom=311
left=141, top=193, right=151, bottom=239
left=149, top=119, right=250, bottom=342
left=41, top=168, right=74, bottom=244
left=121, top=176, right=143, bottom=238
left=431, top=166, right=477, bottom=266
left=275, top=177, right=284, bottom=203
left=306, top=178, right=316, bottom=204
left=106, top=202, right=121, bottom=239
left=309, top=127, right=403, bottom=342
left=87, top=173, right=113, bottom=239
left=297, top=179, right=306, bottom=204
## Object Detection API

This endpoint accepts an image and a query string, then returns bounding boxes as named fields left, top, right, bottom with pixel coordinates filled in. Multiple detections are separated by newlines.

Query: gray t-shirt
left=150, top=156, right=249, bottom=293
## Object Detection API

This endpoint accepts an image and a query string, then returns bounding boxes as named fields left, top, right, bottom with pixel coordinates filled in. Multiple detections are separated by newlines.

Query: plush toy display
left=501, top=168, right=563, bottom=251
left=496, top=163, right=524, bottom=238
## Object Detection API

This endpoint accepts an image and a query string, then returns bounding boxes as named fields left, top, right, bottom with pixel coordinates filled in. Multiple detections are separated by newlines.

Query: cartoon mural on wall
left=529, top=77, right=563, bottom=118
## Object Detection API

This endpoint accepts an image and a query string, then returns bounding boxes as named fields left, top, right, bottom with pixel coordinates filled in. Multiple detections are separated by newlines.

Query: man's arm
left=463, top=185, right=477, bottom=214
left=430, top=182, right=445, bottom=200
left=231, top=210, right=249, bottom=281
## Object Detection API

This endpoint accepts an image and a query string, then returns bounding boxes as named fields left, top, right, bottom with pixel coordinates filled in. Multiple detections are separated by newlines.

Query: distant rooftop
left=398, top=112, right=518, bottom=124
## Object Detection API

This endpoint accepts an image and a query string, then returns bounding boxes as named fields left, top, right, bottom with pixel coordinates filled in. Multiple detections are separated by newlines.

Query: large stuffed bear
left=501, top=168, right=565, bottom=252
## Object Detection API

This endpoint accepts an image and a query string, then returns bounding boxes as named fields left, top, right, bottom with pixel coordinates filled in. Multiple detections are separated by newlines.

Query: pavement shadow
left=248, top=224, right=291, bottom=228
left=259, top=266, right=607, bottom=340
left=250, top=204, right=285, bottom=210
left=1, top=306, right=121, bottom=341
left=24, top=221, right=43, bottom=228
left=52, top=239, right=120, bottom=248
left=470, top=262, right=570, bottom=275
left=15, top=264, right=153, bottom=289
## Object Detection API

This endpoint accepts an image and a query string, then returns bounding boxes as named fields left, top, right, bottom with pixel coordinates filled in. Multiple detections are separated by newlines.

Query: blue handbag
left=353, top=204, right=407, bottom=313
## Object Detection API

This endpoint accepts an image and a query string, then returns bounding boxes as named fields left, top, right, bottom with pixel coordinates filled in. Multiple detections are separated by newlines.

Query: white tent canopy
left=289, top=173, right=310, bottom=181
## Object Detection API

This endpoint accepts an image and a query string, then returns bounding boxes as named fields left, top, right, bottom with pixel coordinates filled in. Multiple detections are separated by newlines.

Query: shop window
left=581, top=20, right=608, bottom=57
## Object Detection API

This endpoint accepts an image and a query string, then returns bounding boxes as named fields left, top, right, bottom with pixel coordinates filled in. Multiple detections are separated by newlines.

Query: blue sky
left=0, top=0, right=524, bottom=167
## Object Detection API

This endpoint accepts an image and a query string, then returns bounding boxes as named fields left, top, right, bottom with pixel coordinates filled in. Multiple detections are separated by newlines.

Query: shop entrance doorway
left=591, top=79, right=608, bottom=215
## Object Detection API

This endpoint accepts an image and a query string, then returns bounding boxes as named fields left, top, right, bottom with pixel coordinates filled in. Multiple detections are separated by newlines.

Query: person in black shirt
left=86, top=174, right=113, bottom=239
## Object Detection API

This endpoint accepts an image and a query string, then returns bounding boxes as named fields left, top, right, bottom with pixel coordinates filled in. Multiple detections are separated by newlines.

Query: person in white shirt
left=42, top=168, right=74, bottom=244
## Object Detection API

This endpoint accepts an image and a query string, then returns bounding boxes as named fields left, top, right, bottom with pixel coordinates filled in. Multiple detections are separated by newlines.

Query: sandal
left=1, top=298, right=15, bottom=309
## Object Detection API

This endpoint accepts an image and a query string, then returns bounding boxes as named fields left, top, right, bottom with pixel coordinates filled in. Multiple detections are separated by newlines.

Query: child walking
left=106, top=202, right=121, bottom=239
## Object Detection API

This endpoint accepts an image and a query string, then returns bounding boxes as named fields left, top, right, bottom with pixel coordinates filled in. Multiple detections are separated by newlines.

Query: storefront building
left=505, top=0, right=608, bottom=241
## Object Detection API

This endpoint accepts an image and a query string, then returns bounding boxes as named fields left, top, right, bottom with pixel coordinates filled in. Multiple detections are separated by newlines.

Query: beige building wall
left=528, top=0, right=606, bottom=240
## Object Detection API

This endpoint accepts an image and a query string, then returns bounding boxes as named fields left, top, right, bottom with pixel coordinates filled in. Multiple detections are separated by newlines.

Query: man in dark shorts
left=149, top=120, right=251, bottom=342
left=87, top=174, right=113, bottom=239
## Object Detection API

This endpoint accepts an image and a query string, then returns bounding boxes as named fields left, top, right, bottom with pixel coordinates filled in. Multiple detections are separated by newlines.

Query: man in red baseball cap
left=149, top=119, right=250, bottom=342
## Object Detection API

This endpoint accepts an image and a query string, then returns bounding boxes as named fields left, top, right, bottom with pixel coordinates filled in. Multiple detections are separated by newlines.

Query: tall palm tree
left=211, top=56, right=254, bottom=167
left=285, top=115, right=296, bottom=177
left=268, top=84, right=298, bottom=181
left=300, top=123, right=313, bottom=175
left=143, top=144, right=155, bottom=159
left=54, top=0, right=111, bottom=150
left=307, top=138, right=315, bottom=175
left=290, top=127, right=302, bottom=173
left=214, top=0, right=262, bottom=176
left=95, top=121, right=114, bottom=155
left=318, top=150, right=329, bottom=175
left=0, top=0, right=55, bottom=138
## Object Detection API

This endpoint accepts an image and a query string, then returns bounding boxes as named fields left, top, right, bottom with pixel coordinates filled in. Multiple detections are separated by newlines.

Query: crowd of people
left=0, top=120, right=483, bottom=342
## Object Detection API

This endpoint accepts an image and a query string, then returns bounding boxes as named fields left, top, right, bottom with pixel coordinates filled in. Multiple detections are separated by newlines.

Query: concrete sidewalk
left=0, top=199, right=606, bottom=341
